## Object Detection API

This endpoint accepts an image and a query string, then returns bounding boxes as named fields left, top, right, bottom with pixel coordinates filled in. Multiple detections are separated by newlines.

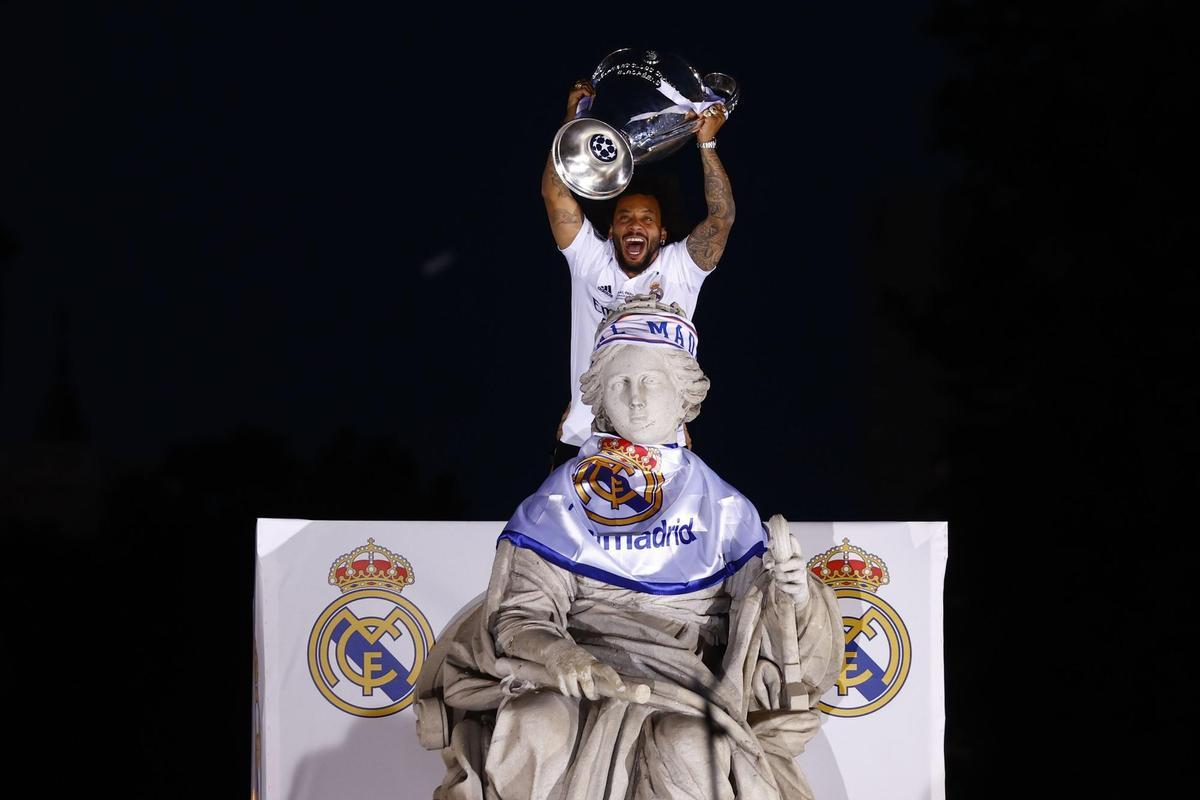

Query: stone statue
left=415, top=297, right=844, bottom=799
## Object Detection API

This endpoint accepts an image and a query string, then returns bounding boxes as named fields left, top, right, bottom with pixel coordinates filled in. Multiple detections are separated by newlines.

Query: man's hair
left=620, top=173, right=670, bottom=202
left=605, top=172, right=685, bottom=240
left=580, top=343, right=709, bottom=435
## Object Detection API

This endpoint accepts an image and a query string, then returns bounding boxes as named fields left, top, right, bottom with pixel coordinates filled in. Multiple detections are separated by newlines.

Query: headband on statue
left=593, top=298, right=699, bottom=359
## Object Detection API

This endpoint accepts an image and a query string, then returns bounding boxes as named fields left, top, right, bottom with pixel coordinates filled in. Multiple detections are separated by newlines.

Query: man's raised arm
left=542, top=81, right=594, bottom=249
left=686, top=103, right=735, bottom=272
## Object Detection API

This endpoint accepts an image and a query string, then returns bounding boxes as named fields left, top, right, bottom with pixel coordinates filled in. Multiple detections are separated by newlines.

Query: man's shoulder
left=562, top=216, right=607, bottom=253
left=566, top=225, right=615, bottom=281
left=655, top=239, right=710, bottom=295
left=563, top=217, right=614, bottom=274
left=661, top=240, right=689, bottom=264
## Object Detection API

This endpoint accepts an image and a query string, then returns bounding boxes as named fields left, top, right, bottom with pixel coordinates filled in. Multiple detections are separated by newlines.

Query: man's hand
left=565, top=79, right=594, bottom=124
left=544, top=639, right=626, bottom=700
left=695, top=102, right=728, bottom=144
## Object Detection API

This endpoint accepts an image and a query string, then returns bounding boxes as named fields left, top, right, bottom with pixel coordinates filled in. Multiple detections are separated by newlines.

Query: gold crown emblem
left=328, top=538, right=415, bottom=594
left=807, top=538, right=890, bottom=592
left=598, top=437, right=661, bottom=471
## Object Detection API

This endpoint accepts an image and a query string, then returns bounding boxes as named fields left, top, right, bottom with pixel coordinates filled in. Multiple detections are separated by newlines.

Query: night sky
left=1, top=2, right=1189, bottom=796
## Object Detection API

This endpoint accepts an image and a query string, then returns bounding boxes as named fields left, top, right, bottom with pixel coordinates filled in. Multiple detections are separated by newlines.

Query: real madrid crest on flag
left=307, top=538, right=434, bottom=717
left=811, top=539, right=912, bottom=718
left=573, top=437, right=665, bottom=527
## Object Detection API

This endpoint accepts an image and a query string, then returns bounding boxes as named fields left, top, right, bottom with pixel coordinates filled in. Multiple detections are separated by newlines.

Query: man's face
left=610, top=194, right=666, bottom=274
left=600, top=346, right=683, bottom=444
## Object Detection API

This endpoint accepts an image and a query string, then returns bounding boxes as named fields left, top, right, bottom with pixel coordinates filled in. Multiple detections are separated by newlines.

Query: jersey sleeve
left=560, top=216, right=608, bottom=279
left=672, top=238, right=715, bottom=298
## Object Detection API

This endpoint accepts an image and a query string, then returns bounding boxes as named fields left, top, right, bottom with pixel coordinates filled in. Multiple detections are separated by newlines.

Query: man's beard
left=614, top=237, right=663, bottom=275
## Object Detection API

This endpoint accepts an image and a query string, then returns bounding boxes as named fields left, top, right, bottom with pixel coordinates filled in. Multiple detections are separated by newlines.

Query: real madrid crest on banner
left=572, top=437, right=665, bottom=527
left=307, top=538, right=434, bottom=717
left=811, top=539, right=912, bottom=718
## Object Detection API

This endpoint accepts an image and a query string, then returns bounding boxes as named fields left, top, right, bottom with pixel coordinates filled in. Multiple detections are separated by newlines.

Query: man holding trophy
left=541, top=49, right=739, bottom=467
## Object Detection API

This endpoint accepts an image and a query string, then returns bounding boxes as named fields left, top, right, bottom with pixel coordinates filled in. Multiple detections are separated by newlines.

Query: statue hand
left=544, top=639, right=625, bottom=700
left=763, top=532, right=811, bottom=607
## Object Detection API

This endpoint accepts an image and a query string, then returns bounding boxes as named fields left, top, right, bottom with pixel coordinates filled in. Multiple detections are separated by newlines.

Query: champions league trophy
left=552, top=48, right=740, bottom=200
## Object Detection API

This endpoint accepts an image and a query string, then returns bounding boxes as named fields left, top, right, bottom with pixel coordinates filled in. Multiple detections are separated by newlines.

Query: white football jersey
left=560, top=216, right=712, bottom=446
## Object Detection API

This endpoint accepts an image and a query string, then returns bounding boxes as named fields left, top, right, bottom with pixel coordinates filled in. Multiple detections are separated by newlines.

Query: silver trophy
left=552, top=48, right=740, bottom=200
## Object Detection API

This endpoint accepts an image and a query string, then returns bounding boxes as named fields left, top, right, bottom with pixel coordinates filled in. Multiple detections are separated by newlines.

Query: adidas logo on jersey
left=597, top=284, right=613, bottom=297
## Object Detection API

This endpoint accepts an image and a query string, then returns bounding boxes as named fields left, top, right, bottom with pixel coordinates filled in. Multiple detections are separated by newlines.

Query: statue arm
left=686, top=146, right=736, bottom=272
left=491, top=543, right=626, bottom=700
left=795, top=575, right=846, bottom=699
left=757, top=517, right=845, bottom=709
left=491, top=542, right=575, bottom=652
left=542, top=82, right=593, bottom=249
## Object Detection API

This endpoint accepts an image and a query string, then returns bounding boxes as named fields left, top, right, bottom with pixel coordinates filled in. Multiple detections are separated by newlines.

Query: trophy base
left=552, top=118, right=635, bottom=201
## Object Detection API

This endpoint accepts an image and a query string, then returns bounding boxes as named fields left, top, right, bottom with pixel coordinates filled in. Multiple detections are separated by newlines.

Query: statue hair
left=580, top=297, right=710, bottom=435
left=581, top=344, right=710, bottom=434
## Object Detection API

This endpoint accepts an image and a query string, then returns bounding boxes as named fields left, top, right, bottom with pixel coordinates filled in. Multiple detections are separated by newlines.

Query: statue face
left=600, top=346, right=684, bottom=444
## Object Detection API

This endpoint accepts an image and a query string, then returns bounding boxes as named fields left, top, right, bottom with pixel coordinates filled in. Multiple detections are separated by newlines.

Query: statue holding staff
left=416, top=298, right=844, bottom=800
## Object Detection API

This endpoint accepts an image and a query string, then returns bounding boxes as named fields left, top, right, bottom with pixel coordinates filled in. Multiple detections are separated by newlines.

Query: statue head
left=580, top=297, right=709, bottom=444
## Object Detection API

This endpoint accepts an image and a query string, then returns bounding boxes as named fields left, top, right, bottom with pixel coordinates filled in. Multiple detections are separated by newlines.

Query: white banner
left=254, top=519, right=946, bottom=799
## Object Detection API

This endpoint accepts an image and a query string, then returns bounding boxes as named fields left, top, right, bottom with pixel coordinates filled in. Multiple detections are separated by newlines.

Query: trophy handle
left=703, top=72, right=740, bottom=116
left=638, top=72, right=738, bottom=157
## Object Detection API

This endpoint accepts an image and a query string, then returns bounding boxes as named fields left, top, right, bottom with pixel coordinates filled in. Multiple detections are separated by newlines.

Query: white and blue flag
left=499, top=433, right=767, bottom=594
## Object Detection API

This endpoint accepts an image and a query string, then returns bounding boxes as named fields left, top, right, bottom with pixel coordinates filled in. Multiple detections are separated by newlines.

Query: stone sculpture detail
left=416, top=298, right=844, bottom=799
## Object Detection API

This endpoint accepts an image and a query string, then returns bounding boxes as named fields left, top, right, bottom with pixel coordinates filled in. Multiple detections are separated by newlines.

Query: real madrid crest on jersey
left=308, top=538, right=434, bottom=717
left=573, top=437, right=665, bottom=527
left=811, top=539, right=911, bottom=718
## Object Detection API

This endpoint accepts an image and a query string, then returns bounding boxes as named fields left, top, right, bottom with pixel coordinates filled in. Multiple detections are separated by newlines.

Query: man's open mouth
left=623, top=236, right=646, bottom=260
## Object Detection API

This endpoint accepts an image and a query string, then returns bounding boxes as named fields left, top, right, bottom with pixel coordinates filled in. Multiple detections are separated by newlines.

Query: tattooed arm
left=686, top=105, right=734, bottom=272
left=542, top=81, right=593, bottom=249
left=543, top=151, right=583, bottom=249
